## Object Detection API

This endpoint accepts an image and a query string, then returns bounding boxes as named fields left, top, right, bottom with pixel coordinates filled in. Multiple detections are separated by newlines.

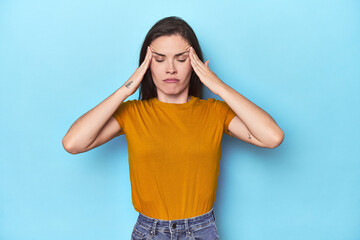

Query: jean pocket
left=131, top=223, right=148, bottom=240
left=191, top=221, right=219, bottom=240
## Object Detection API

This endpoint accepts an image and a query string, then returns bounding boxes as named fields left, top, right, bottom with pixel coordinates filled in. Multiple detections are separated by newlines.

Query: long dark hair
left=138, top=16, right=204, bottom=101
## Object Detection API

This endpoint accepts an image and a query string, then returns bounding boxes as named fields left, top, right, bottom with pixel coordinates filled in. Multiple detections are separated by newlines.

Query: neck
left=156, top=95, right=191, bottom=103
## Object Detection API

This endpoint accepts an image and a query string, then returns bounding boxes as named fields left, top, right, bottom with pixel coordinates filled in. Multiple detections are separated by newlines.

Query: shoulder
left=119, top=98, right=155, bottom=111
left=200, top=97, right=228, bottom=109
left=199, top=97, right=224, bottom=104
left=120, top=98, right=147, bottom=107
left=114, top=99, right=139, bottom=114
left=195, top=97, right=217, bottom=105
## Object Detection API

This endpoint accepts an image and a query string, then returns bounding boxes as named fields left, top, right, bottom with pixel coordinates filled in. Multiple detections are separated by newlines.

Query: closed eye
left=155, top=59, right=187, bottom=63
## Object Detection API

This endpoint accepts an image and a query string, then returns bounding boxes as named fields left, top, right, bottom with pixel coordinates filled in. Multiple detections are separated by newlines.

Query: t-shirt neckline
left=151, top=95, right=197, bottom=109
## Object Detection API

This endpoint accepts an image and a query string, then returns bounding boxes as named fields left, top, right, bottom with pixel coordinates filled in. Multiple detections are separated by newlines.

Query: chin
left=162, top=89, right=181, bottom=95
left=158, top=85, right=188, bottom=95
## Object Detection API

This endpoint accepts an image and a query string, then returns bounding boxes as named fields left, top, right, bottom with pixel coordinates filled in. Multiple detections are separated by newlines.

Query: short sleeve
left=112, top=100, right=132, bottom=136
left=211, top=99, right=237, bottom=136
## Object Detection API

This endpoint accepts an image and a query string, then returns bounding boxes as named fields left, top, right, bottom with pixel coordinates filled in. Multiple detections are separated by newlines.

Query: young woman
left=62, top=16, right=284, bottom=240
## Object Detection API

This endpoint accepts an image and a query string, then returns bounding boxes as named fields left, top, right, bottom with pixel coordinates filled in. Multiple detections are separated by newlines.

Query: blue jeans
left=131, top=208, right=219, bottom=240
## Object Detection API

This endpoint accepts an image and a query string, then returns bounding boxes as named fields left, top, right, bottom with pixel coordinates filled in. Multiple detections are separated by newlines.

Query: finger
left=189, top=47, right=202, bottom=67
left=205, top=60, right=209, bottom=68
left=140, top=46, right=152, bottom=69
left=145, top=46, right=151, bottom=61
left=189, top=48, right=200, bottom=71
left=190, top=48, right=205, bottom=74
left=149, top=44, right=157, bottom=55
left=145, top=46, right=152, bottom=64
left=139, top=48, right=149, bottom=67
left=191, top=47, right=207, bottom=72
left=190, top=54, right=204, bottom=78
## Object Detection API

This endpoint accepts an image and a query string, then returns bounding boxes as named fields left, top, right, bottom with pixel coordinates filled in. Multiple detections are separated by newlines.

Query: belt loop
left=212, top=209, right=216, bottom=221
left=150, top=219, right=157, bottom=235
left=185, top=219, right=191, bottom=236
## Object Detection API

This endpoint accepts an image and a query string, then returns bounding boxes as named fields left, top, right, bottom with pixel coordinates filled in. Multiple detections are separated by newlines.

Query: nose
left=166, top=61, right=177, bottom=74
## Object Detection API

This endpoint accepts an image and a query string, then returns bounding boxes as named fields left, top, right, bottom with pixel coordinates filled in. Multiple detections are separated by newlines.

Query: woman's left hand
left=189, top=46, right=224, bottom=96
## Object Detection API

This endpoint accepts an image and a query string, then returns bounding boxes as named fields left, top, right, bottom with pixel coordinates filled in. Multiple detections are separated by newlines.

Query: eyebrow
left=152, top=50, right=189, bottom=57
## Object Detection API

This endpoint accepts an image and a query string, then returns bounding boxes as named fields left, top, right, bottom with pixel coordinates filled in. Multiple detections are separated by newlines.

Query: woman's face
left=149, top=34, right=192, bottom=97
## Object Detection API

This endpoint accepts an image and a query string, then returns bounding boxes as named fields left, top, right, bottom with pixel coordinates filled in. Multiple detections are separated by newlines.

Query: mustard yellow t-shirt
left=112, top=95, right=236, bottom=220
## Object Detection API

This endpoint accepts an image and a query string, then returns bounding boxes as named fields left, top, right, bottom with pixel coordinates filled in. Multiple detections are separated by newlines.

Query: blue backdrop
left=1, top=1, right=359, bottom=239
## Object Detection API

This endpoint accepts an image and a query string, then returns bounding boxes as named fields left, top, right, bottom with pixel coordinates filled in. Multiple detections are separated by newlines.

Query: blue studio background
left=1, top=0, right=359, bottom=239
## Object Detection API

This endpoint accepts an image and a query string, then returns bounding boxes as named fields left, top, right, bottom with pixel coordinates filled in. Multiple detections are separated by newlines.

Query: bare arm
left=62, top=86, right=130, bottom=154
left=188, top=46, right=284, bottom=148
left=62, top=46, right=153, bottom=154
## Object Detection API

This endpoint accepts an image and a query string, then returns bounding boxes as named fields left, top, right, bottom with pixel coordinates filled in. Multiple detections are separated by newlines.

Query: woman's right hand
left=122, top=46, right=153, bottom=97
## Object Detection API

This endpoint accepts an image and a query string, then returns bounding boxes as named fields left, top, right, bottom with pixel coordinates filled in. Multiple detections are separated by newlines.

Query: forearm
left=217, top=82, right=284, bottom=146
left=62, top=85, right=130, bottom=150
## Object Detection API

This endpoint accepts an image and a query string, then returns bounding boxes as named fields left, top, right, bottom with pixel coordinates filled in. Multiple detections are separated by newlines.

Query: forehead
left=150, top=35, right=190, bottom=55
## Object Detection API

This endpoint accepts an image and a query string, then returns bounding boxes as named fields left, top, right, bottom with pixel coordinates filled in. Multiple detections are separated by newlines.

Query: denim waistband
left=136, top=208, right=216, bottom=231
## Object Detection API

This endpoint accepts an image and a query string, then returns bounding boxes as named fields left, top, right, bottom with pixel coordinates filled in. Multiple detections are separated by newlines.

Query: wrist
left=215, top=80, right=229, bottom=97
left=116, top=85, right=131, bottom=100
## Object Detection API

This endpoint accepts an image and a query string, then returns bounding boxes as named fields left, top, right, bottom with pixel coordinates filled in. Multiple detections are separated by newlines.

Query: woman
left=62, top=16, right=284, bottom=240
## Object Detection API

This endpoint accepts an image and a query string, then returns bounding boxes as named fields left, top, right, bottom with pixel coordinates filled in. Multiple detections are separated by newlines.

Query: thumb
left=205, top=60, right=209, bottom=67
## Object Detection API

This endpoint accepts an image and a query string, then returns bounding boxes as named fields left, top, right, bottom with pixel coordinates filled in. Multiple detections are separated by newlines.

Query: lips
left=164, top=78, right=180, bottom=83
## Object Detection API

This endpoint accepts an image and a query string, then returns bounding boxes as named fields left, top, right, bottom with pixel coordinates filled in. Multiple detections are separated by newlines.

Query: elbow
left=268, top=130, right=285, bottom=149
left=62, top=136, right=80, bottom=155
